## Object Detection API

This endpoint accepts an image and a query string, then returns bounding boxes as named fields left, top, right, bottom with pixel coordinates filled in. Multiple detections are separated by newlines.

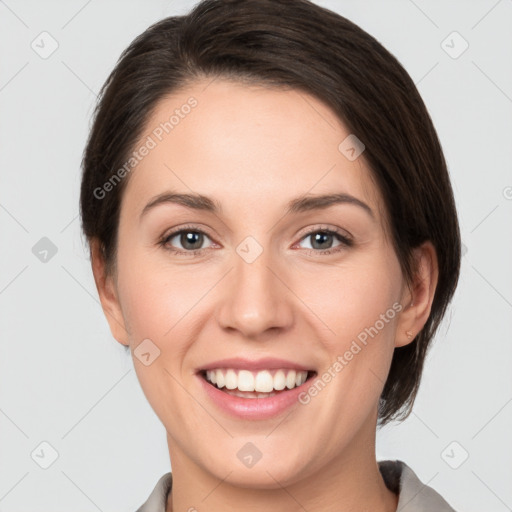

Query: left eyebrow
left=286, top=193, right=374, bottom=220
left=139, top=191, right=374, bottom=221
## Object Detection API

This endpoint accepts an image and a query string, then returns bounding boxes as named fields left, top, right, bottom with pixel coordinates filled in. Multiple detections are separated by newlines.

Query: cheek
left=293, top=254, right=401, bottom=350
left=297, top=265, right=401, bottom=433
left=290, top=250, right=402, bottom=416
left=115, top=245, right=203, bottom=345
left=115, top=249, right=207, bottom=426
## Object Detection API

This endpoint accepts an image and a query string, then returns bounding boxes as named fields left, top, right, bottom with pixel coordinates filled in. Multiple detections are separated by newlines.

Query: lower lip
left=197, top=373, right=313, bottom=420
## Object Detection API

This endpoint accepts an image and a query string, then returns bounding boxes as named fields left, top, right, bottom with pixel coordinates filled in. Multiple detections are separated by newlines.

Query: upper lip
left=197, top=357, right=314, bottom=372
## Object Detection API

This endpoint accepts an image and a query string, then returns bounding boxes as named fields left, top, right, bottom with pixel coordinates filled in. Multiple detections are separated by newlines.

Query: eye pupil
left=181, top=231, right=203, bottom=250
left=311, top=232, right=333, bottom=250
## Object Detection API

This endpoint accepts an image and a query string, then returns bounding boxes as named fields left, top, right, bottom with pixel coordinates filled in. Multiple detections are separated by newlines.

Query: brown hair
left=80, top=0, right=461, bottom=425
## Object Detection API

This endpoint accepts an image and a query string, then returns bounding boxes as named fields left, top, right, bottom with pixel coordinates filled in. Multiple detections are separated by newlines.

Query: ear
left=395, top=241, right=439, bottom=348
left=90, top=238, right=130, bottom=346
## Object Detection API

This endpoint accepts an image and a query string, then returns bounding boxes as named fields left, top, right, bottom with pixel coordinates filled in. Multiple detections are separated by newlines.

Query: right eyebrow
left=140, top=192, right=222, bottom=221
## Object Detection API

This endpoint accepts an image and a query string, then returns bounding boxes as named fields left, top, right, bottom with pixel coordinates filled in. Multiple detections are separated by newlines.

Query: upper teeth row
left=205, top=369, right=308, bottom=392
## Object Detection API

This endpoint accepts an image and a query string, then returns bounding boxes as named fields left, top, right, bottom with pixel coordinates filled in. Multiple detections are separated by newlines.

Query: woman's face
left=98, top=79, right=417, bottom=487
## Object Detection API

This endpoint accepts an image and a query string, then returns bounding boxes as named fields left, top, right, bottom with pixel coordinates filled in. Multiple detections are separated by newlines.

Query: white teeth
left=204, top=368, right=309, bottom=393
left=225, top=369, right=237, bottom=390
left=254, top=370, right=274, bottom=392
left=273, top=370, right=286, bottom=390
left=238, top=370, right=254, bottom=391
left=286, top=370, right=297, bottom=389
left=216, top=370, right=225, bottom=389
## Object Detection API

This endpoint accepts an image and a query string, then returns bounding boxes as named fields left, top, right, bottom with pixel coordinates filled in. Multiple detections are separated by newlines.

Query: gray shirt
left=136, top=459, right=457, bottom=511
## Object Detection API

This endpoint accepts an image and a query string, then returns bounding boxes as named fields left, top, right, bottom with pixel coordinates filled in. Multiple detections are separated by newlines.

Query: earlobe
left=395, top=241, right=439, bottom=348
left=90, top=239, right=130, bottom=346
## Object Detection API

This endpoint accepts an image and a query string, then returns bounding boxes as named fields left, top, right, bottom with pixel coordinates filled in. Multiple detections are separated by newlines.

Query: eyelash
left=158, top=224, right=353, bottom=257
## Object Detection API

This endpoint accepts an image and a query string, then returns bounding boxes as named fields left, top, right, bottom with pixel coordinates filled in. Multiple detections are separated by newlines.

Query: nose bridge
left=215, top=237, right=293, bottom=337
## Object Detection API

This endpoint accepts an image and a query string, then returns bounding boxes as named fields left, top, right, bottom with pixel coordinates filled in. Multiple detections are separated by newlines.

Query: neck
left=165, top=412, right=397, bottom=512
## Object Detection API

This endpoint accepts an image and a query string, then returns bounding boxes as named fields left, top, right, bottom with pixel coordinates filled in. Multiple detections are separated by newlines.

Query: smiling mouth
left=199, top=368, right=317, bottom=398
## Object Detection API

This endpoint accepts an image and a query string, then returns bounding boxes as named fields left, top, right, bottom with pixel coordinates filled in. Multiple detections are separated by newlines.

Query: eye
left=159, top=225, right=353, bottom=257
left=159, top=226, right=215, bottom=255
left=296, top=227, right=353, bottom=255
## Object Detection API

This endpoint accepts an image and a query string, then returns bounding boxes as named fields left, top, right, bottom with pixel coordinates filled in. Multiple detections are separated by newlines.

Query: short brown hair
left=80, top=0, right=461, bottom=425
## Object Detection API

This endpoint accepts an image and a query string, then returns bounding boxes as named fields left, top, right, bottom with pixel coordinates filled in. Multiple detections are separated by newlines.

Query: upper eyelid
left=299, top=224, right=351, bottom=238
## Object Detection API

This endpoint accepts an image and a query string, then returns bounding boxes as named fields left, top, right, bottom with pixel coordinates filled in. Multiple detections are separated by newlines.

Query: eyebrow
left=140, top=191, right=374, bottom=220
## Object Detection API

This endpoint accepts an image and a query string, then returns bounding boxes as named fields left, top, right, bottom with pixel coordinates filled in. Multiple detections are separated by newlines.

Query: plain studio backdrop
left=0, top=0, right=511, bottom=511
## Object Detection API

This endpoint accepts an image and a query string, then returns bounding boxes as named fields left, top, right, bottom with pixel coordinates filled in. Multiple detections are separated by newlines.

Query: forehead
left=122, top=78, right=386, bottom=226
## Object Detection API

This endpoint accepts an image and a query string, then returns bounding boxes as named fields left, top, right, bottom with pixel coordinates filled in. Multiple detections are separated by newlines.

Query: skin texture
left=91, top=78, right=438, bottom=512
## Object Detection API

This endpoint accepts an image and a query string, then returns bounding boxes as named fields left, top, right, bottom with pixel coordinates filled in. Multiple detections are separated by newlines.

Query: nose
left=215, top=245, right=295, bottom=339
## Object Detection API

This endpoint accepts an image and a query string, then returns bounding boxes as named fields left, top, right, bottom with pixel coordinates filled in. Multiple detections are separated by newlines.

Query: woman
left=80, top=0, right=461, bottom=510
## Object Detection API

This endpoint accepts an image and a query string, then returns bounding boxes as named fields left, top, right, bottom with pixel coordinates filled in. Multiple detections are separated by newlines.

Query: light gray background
left=1, top=0, right=511, bottom=510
